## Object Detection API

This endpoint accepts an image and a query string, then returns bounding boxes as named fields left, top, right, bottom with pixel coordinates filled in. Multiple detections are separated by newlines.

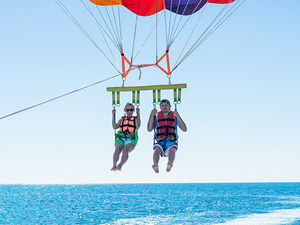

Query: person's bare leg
left=166, top=147, right=176, bottom=172
left=111, top=144, right=123, bottom=171
left=116, top=143, right=135, bottom=171
left=152, top=147, right=161, bottom=173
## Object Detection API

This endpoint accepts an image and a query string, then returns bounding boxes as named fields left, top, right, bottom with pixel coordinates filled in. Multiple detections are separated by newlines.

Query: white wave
left=102, top=215, right=170, bottom=225
left=217, top=208, right=300, bottom=225
left=102, top=212, right=206, bottom=225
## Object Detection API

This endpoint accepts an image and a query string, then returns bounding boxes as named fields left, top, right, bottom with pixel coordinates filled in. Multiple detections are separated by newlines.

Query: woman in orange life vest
left=111, top=103, right=141, bottom=171
left=147, top=99, right=187, bottom=173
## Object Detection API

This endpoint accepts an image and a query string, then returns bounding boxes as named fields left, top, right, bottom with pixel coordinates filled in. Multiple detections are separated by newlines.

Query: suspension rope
left=109, top=0, right=123, bottom=48
left=172, top=0, right=246, bottom=72
left=55, top=0, right=121, bottom=73
left=118, top=4, right=124, bottom=52
left=82, top=0, right=119, bottom=49
left=166, top=0, right=173, bottom=46
left=82, top=0, right=121, bottom=70
left=164, top=9, right=169, bottom=47
left=132, top=11, right=164, bottom=63
left=155, top=0, right=158, bottom=61
left=0, top=73, right=122, bottom=120
left=172, top=3, right=207, bottom=71
left=168, top=0, right=188, bottom=45
left=169, top=0, right=207, bottom=46
left=131, top=0, right=140, bottom=63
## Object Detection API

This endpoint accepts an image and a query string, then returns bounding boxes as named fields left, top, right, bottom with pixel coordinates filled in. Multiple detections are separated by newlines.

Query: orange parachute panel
left=90, top=0, right=122, bottom=6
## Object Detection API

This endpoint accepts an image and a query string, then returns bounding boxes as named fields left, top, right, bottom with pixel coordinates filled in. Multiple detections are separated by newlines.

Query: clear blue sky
left=0, top=0, right=299, bottom=184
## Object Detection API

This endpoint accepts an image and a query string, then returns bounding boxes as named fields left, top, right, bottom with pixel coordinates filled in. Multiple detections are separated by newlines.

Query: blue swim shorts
left=153, top=139, right=178, bottom=157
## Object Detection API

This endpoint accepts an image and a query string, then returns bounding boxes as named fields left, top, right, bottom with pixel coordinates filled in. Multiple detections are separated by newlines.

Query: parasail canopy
left=90, top=0, right=235, bottom=16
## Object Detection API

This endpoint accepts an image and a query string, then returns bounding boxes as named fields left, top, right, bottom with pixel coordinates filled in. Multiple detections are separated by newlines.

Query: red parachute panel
left=122, top=0, right=164, bottom=16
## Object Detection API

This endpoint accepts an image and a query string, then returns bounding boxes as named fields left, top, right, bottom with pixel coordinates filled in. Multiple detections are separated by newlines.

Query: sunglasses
left=126, top=108, right=134, bottom=112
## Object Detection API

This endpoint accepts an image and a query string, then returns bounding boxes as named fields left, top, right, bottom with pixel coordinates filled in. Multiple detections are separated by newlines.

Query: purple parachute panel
left=165, top=0, right=208, bottom=15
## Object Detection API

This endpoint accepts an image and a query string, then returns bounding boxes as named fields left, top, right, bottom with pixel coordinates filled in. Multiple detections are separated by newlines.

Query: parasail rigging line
left=155, top=0, right=158, bottom=62
left=172, top=3, right=207, bottom=71
left=178, top=0, right=234, bottom=59
left=172, top=0, right=246, bottom=72
left=0, top=73, right=123, bottom=120
left=131, top=0, right=140, bottom=63
left=82, top=0, right=120, bottom=50
left=107, top=0, right=123, bottom=49
left=168, top=0, right=207, bottom=47
left=132, top=11, right=164, bottom=63
left=166, top=0, right=174, bottom=45
left=55, top=0, right=121, bottom=73
left=167, top=0, right=192, bottom=46
left=82, top=0, right=121, bottom=69
left=118, top=3, right=124, bottom=52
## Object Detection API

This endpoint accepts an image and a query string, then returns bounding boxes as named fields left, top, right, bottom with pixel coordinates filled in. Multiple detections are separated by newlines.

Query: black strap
left=157, top=118, right=175, bottom=122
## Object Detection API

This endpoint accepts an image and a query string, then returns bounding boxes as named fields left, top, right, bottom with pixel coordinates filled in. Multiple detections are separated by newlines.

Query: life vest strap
left=156, top=132, right=177, bottom=137
left=157, top=118, right=175, bottom=122
left=157, top=125, right=176, bottom=129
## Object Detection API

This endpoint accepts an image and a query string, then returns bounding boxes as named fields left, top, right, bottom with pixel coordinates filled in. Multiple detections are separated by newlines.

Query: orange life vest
left=119, top=116, right=137, bottom=134
left=156, top=111, right=176, bottom=141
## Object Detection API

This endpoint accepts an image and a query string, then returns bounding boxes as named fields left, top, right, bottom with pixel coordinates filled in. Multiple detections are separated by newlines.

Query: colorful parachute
left=91, top=0, right=235, bottom=16
left=51, top=0, right=240, bottom=79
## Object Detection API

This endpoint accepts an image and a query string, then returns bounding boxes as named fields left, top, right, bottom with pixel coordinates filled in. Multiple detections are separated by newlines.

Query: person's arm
left=147, top=108, right=157, bottom=132
left=174, top=111, right=187, bottom=132
left=136, top=108, right=141, bottom=129
left=112, top=109, right=121, bottom=129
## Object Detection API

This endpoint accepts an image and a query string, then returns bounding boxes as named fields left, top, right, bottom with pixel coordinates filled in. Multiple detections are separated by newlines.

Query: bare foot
left=111, top=166, right=117, bottom=171
left=152, top=164, right=159, bottom=173
left=166, top=162, right=173, bottom=172
left=116, top=164, right=122, bottom=171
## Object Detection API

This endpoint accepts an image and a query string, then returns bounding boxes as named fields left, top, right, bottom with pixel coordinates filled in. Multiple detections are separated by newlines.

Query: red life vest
left=119, top=116, right=136, bottom=134
left=156, top=111, right=176, bottom=141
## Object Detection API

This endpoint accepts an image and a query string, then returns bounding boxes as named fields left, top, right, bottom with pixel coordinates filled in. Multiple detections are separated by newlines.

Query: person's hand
left=112, top=109, right=116, bottom=114
left=174, top=110, right=179, bottom=118
left=136, top=107, right=140, bottom=114
left=150, top=108, right=157, bottom=117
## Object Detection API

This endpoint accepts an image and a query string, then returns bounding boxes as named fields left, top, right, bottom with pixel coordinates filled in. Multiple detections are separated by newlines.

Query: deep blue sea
left=1, top=183, right=300, bottom=224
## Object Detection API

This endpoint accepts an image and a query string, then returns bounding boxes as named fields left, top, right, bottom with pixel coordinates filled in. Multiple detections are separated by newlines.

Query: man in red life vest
left=111, top=103, right=141, bottom=171
left=147, top=99, right=187, bottom=173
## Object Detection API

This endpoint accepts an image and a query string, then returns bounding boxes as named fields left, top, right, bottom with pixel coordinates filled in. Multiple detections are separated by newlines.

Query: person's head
left=160, top=99, right=171, bottom=112
left=124, top=102, right=135, bottom=115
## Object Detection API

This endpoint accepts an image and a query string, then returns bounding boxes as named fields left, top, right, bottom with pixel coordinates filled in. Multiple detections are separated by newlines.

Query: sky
left=0, top=0, right=299, bottom=184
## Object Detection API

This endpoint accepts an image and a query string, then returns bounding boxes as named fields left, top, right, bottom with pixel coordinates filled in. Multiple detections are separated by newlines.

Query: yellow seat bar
left=107, top=83, right=187, bottom=92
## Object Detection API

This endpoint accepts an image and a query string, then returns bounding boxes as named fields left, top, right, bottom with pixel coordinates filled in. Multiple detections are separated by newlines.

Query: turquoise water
left=1, top=183, right=300, bottom=224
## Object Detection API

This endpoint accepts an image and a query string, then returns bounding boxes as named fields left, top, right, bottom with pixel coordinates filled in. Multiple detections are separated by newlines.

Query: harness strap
left=157, top=118, right=175, bottom=122
left=153, top=114, right=157, bottom=145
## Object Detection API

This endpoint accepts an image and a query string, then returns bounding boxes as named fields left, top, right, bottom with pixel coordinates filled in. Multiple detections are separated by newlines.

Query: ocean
left=1, top=183, right=300, bottom=224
